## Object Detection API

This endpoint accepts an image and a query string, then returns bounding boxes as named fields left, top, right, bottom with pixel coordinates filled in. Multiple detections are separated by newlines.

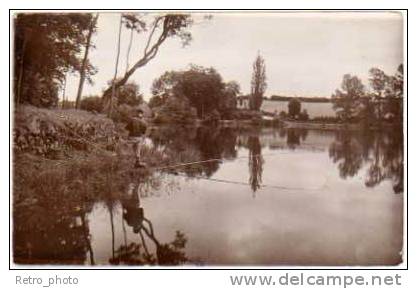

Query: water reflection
left=329, top=130, right=403, bottom=194
left=13, top=126, right=403, bottom=265
left=109, top=184, right=188, bottom=265
left=248, top=136, right=264, bottom=196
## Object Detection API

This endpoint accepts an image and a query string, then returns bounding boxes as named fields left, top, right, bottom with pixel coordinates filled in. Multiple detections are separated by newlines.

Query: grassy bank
left=12, top=106, right=170, bottom=208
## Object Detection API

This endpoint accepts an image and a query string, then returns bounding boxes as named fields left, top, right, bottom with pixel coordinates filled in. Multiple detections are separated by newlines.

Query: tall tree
left=250, top=53, right=267, bottom=111
left=332, top=74, right=365, bottom=122
left=288, top=98, right=301, bottom=118
left=102, top=14, right=194, bottom=110
left=75, top=13, right=99, bottom=109
left=14, top=13, right=96, bottom=107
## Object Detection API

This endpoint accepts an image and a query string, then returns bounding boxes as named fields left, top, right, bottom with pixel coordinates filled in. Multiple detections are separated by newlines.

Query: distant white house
left=237, top=95, right=250, bottom=109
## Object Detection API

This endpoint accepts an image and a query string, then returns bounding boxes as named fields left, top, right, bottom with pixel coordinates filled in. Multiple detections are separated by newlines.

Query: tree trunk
left=107, top=15, right=123, bottom=117
left=102, top=17, right=167, bottom=102
left=125, top=28, right=134, bottom=73
left=75, top=14, right=99, bottom=109
left=16, top=34, right=27, bottom=106
left=61, top=73, right=67, bottom=109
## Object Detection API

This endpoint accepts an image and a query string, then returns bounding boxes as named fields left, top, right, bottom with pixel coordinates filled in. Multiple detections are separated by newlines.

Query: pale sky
left=64, top=11, right=403, bottom=101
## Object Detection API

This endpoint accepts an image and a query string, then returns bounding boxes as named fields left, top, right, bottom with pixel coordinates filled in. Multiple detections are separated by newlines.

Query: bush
left=111, top=104, right=136, bottom=123
left=299, top=109, right=309, bottom=121
left=80, top=96, right=103, bottom=113
left=153, top=97, right=197, bottom=124
left=311, top=116, right=341, bottom=123
left=233, top=109, right=262, bottom=121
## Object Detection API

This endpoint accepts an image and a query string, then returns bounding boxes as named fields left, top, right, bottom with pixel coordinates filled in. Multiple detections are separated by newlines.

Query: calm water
left=13, top=126, right=403, bottom=266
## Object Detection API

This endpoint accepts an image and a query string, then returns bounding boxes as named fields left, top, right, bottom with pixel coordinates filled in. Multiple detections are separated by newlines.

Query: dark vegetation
left=269, top=95, right=331, bottom=103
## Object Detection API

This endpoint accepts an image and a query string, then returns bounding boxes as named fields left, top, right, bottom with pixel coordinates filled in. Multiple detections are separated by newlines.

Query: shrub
left=153, top=97, right=197, bottom=124
left=299, top=109, right=309, bottom=121
left=80, top=96, right=103, bottom=113
left=279, top=110, right=287, bottom=119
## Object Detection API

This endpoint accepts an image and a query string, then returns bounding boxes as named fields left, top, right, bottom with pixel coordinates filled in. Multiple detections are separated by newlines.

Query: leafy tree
left=151, top=66, right=239, bottom=119
left=153, top=97, right=197, bottom=124
left=107, top=79, right=143, bottom=107
left=179, top=66, right=225, bottom=117
left=250, top=53, right=267, bottom=111
left=148, top=95, right=165, bottom=108
left=383, top=64, right=403, bottom=122
left=14, top=13, right=96, bottom=107
left=332, top=74, right=365, bottom=122
left=392, top=64, right=404, bottom=98
left=219, top=81, right=240, bottom=119
left=369, top=68, right=389, bottom=120
left=288, top=98, right=301, bottom=118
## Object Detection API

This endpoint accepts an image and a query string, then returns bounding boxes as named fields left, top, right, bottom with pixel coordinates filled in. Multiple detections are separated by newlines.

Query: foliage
left=367, top=65, right=403, bottom=122
left=278, top=110, right=287, bottom=119
left=80, top=95, right=103, bottom=113
left=107, top=79, right=143, bottom=107
left=331, top=74, right=365, bottom=122
left=220, top=81, right=240, bottom=119
left=153, top=97, right=197, bottom=124
left=250, top=53, right=267, bottom=111
left=311, top=116, right=341, bottom=123
left=13, top=105, right=119, bottom=158
left=14, top=13, right=97, bottom=107
left=110, top=104, right=147, bottom=137
left=270, top=95, right=331, bottom=103
left=288, top=98, right=301, bottom=118
left=232, top=109, right=263, bottom=121
left=299, top=109, right=309, bottom=121
left=151, top=65, right=240, bottom=120
left=148, top=95, right=165, bottom=108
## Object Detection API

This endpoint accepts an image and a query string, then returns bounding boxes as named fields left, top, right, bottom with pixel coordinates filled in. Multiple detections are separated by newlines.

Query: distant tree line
left=269, top=95, right=331, bottom=103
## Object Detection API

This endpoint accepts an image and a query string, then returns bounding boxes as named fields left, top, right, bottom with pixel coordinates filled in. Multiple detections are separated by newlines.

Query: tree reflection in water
left=329, top=129, right=403, bottom=194
left=13, top=126, right=404, bottom=265
left=286, top=128, right=308, bottom=150
left=109, top=183, right=188, bottom=265
left=248, top=136, right=264, bottom=196
left=13, top=155, right=171, bottom=265
left=149, top=126, right=238, bottom=178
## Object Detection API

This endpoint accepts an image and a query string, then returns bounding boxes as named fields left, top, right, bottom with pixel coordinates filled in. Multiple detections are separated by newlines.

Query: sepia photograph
left=11, top=10, right=405, bottom=266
